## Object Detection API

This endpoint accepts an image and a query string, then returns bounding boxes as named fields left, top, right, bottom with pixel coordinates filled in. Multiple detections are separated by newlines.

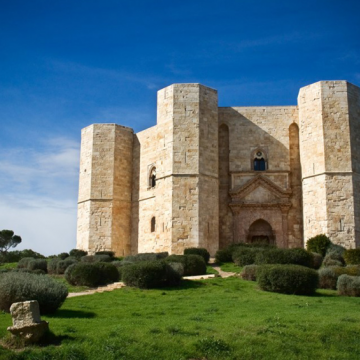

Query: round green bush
left=257, top=264, right=319, bottom=295
left=318, top=267, right=338, bottom=289
left=215, top=248, right=233, bottom=263
left=28, top=259, right=47, bottom=273
left=306, top=234, right=331, bottom=256
left=122, top=260, right=181, bottom=289
left=344, top=249, right=360, bottom=265
left=165, top=254, right=206, bottom=276
left=255, top=248, right=313, bottom=268
left=48, top=258, right=61, bottom=274
left=232, top=247, right=264, bottom=267
left=57, top=258, right=78, bottom=274
left=112, top=260, right=134, bottom=280
left=337, top=274, right=360, bottom=296
left=93, top=262, right=119, bottom=285
left=124, top=252, right=169, bottom=263
left=80, top=255, right=112, bottom=263
left=323, top=253, right=345, bottom=267
left=167, top=262, right=185, bottom=277
left=65, top=263, right=101, bottom=287
left=58, top=252, right=69, bottom=260
left=240, top=265, right=258, bottom=281
left=184, top=248, right=210, bottom=264
left=17, top=257, right=35, bottom=269
left=69, top=249, right=88, bottom=258
left=0, top=272, right=68, bottom=314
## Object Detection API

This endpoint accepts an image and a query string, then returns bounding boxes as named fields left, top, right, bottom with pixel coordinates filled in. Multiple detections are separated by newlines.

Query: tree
left=0, top=230, right=22, bottom=255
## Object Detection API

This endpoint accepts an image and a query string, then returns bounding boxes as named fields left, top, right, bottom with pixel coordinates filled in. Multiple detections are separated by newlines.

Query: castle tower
left=158, top=84, right=219, bottom=255
left=77, top=124, right=133, bottom=256
left=299, top=81, right=360, bottom=248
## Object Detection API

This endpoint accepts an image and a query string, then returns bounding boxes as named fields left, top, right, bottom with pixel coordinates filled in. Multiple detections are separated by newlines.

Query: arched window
left=149, top=167, right=156, bottom=188
left=253, top=150, right=267, bottom=171
left=151, top=217, right=156, bottom=232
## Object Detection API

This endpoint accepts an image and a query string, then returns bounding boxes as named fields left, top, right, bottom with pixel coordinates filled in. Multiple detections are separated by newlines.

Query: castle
left=76, top=80, right=360, bottom=256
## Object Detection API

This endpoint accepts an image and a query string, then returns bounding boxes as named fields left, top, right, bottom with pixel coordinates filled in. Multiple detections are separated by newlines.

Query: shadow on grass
left=47, top=309, right=96, bottom=319
left=38, top=331, right=75, bottom=347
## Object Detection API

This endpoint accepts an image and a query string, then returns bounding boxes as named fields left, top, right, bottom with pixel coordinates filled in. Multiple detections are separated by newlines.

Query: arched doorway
left=247, top=219, right=275, bottom=245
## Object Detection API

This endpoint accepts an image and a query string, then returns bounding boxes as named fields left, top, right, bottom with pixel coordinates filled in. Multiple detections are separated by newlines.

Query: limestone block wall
left=219, top=106, right=302, bottom=248
left=76, top=124, right=133, bottom=256
left=299, top=81, right=359, bottom=248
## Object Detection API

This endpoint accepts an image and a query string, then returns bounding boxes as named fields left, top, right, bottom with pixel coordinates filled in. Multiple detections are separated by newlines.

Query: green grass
left=0, top=277, right=359, bottom=359
left=219, top=262, right=242, bottom=273
left=206, top=265, right=219, bottom=275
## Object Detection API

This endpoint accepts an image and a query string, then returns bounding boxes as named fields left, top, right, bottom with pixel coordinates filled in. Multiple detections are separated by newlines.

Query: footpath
left=67, top=260, right=235, bottom=298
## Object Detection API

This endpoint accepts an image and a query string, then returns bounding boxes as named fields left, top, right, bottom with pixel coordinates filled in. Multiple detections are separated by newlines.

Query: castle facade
left=76, top=81, right=360, bottom=256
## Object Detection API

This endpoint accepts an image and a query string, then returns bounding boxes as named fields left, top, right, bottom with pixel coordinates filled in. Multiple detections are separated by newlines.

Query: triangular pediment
left=243, top=185, right=279, bottom=203
left=230, top=175, right=291, bottom=202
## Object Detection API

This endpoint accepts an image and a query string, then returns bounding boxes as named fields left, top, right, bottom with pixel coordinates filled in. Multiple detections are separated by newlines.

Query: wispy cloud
left=0, top=136, right=80, bottom=254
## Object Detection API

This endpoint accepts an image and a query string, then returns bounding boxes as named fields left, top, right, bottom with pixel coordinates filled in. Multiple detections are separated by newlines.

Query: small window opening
left=151, top=217, right=156, bottom=232
left=339, top=218, right=345, bottom=232
left=149, top=167, right=156, bottom=188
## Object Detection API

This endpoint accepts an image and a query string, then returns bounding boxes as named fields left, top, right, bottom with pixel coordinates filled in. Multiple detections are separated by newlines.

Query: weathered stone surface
left=76, top=80, right=360, bottom=255
left=7, top=301, right=49, bottom=344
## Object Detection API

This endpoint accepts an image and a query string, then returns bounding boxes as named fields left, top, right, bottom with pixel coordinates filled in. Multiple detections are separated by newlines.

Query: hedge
left=69, top=249, right=88, bottom=258
left=28, top=259, right=48, bottom=273
left=257, top=264, right=318, bottom=295
left=318, top=266, right=360, bottom=290
left=184, top=248, right=210, bottom=264
left=165, top=254, right=206, bottom=276
left=65, top=263, right=101, bottom=287
left=232, top=247, right=264, bottom=267
left=93, top=262, right=119, bottom=285
left=0, top=272, right=68, bottom=314
left=240, top=265, right=258, bottom=281
left=311, top=253, right=323, bottom=270
left=255, top=248, right=313, bottom=268
left=337, top=275, right=360, bottom=296
left=215, top=248, right=233, bottom=263
left=121, top=260, right=181, bottom=289
left=344, top=249, right=360, bottom=265
left=95, top=251, right=115, bottom=258
left=81, top=255, right=112, bottom=263
left=124, top=252, right=169, bottom=263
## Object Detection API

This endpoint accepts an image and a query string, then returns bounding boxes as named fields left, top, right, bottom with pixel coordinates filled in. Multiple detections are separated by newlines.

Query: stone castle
left=76, top=80, right=360, bottom=256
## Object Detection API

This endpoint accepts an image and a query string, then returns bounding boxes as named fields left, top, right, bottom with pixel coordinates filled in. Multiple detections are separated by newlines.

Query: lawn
left=0, top=276, right=359, bottom=360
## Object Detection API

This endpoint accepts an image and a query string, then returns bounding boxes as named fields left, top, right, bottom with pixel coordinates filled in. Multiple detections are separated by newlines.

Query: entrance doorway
left=247, top=219, right=275, bottom=245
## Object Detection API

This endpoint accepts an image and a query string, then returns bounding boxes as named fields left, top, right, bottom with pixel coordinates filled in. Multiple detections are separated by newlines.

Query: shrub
left=167, top=262, right=185, bottom=277
left=112, top=260, right=134, bottom=280
left=65, top=263, right=101, bottom=287
left=318, top=267, right=338, bottom=289
left=58, top=252, right=69, bottom=260
left=95, top=251, right=115, bottom=258
left=327, top=243, right=346, bottom=257
left=93, top=262, right=119, bottom=285
left=311, top=253, right=323, bottom=270
left=184, top=248, right=210, bottom=264
left=257, top=264, right=318, bottom=295
left=48, top=258, right=61, bottom=274
left=337, top=275, right=360, bottom=296
left=81, top=255, right=112, bottom=263
left=165, top=254, right=206, bottom=276
left=215, top=248, right=233, bottom=263
left=0, top=272, right=68, bottom=314
left=17, top=257, right=35, bottom=269
left=232, top=247, right=264, bottom=267
left=124, top=252, right=169, bottom=263
left=240, top=265, right=258, bottom=281
left=255, top=248, right=313, bottom=268
left=69, top=249, right=88, bottom=258
left=306, top=234, right=331, bottom=256
left=323, top=253, right=345, bottom=267
left=122, top=260, right=181, bottom=289
left=28, top=259, right=47, bottom=273
left=57, top=258, right=78, bottom=274
left=344, top=249, right=360, bottom=265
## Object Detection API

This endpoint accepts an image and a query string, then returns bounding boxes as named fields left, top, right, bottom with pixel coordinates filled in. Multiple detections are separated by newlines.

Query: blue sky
left=0, top=0, right=359, bottom=255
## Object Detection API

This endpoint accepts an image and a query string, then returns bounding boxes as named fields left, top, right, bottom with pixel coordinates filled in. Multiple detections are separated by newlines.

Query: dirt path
left=67, top=260, right=235, bottom=298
